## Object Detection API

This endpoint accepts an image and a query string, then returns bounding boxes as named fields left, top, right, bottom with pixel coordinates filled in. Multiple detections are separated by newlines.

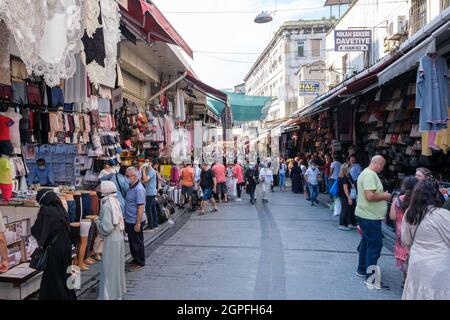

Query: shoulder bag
left=29, top=233, right=58, bottom=271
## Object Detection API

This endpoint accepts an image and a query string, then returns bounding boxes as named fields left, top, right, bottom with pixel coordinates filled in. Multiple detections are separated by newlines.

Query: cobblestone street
left=81, top=187, right=403, bottom=300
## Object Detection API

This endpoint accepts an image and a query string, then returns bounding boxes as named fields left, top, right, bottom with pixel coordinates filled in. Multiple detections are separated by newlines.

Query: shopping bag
left=333, top=198, right=342, bottom=217
left=330, top=179, right=339, bottom=197
left=227, top=178, right=237, bottom=197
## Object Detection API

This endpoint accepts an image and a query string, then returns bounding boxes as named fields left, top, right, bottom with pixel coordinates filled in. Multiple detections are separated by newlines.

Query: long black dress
left=31, top=190, right=77, bottom=300
left=245, top=168, right=257, bottom=194
left=290, top=166, right=303, bottom=193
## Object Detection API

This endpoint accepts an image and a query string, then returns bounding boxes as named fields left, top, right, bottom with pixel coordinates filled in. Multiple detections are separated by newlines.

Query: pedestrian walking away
left=200, top=163, right=218, bottom=214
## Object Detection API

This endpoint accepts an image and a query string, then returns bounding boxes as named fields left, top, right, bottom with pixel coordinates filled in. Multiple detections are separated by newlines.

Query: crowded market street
left=80, top=186, right=403, bottom=300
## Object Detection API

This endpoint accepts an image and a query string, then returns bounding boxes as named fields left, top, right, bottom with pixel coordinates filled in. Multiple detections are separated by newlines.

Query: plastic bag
left=333, top=198, right=342, bottom=217
left=227, top=178, right=237, bottom=197
left=330, top=179, right=339, bottom=197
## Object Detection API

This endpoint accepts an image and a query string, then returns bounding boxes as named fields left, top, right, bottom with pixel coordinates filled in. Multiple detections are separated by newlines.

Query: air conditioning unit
left=387, top=15, right=408, bottom=40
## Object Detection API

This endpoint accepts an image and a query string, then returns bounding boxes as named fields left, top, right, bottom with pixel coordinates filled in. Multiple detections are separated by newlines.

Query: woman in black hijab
left=31, top=189, right=77, bottom=300
left=290, top=161, right=303, bottom=194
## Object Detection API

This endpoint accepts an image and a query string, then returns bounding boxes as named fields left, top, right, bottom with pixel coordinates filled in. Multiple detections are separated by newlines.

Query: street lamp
left=254, top=11, right=273, bottom=24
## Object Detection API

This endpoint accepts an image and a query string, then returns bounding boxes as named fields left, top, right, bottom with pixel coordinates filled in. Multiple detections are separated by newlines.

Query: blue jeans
left=145, top=195, right=158, bottom=229
left=308, top=183, right=319, bottom=204
left=324, top=174, right=329, bottom=194
left=249, top=191, right=255, bottom=202
left=279, top=173, right=286, bottom=189
left=329, top=178, right=336, bottom=200
left=356, top=217, right=383, bottom=278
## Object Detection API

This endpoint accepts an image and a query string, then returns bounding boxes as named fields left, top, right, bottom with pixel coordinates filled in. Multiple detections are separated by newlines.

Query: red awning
left=185, top=71, right=228, bottom=103
left=119, top=0, right=194, bottom=59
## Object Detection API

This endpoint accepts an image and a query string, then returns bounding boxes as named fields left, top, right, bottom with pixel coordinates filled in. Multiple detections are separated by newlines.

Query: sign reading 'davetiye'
left=299, top=81, right=320, bottom=96
left=334, top=29, right=371, bottom=51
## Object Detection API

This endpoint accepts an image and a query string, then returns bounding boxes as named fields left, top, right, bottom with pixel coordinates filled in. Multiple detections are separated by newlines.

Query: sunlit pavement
left=80, top=186, right=403, bottom=300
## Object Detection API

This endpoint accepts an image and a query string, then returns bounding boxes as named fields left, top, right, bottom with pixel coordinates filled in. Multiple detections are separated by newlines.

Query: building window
left=410, top=0, right=427, bottom=35
left=297, top=41, right=305, bottom=57
left=311, top=39, right=321, bottom=57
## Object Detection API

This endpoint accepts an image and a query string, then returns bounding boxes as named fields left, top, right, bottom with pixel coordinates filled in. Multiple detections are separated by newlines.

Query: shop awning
left=185, top=72, right=228, bottom=103
left=206, top=92, right=272, bottom=122
left=119, top=0, right=194, bottom=58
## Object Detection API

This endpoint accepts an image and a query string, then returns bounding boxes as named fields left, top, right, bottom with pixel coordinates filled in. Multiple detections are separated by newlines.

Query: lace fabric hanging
left=0, top=0, right=84, bottom=87
left=82, top=0, right=121, bottom=89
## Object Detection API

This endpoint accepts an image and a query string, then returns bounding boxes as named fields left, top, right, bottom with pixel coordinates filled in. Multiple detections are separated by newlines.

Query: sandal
left=211, top=208, right=218, bottom=213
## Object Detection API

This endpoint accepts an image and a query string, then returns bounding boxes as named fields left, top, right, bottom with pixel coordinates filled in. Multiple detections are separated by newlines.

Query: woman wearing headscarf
left=95, top=181, right=126, bottom=300
left=31, top=189, right=77, bottom=300
left=289, top=160, right=303, bottom=194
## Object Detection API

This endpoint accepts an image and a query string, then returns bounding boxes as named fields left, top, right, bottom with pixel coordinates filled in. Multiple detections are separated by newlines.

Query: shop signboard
left=299, top=81, right=321, bottom=96
left=334, top=29, right=371, bottom=51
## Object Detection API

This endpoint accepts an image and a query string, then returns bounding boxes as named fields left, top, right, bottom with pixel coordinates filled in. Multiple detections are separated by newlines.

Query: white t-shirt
left=305, top=167, right=320, bottom=185
left=259, top=168, right=273, bottom=183
left=330, top=161, right=342, bottom=180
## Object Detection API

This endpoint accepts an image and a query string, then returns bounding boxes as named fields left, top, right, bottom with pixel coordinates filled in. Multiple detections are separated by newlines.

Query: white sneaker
left=236, top=198, right=242, bottom=202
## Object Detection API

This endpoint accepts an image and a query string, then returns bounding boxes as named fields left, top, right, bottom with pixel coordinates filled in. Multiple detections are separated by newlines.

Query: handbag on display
left=412, top=140, right=422, bottom=151
left=411, top=110, right=420, bottom=123
left=401, top=122, right=412, bottom=133
left=392, top=88, right=402, bottom=100
left=410, top=125, right=421, bottom=138
left=387, top=112, right=396, bottom=123
left=410, top=157, right=419, bottom=167
left=390, top=134, right=399, bottom=144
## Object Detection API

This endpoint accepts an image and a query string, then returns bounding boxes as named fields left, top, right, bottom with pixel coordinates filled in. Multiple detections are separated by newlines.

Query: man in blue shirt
left=27, top=159, right=55, bottom=186
left=124, top=166, right=146, bottom=271
left=141, top=158, right=158, bottom=231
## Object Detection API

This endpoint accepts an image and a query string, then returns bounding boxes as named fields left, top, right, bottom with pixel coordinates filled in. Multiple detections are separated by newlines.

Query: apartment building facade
left=244, top=19, right=335, bottom=122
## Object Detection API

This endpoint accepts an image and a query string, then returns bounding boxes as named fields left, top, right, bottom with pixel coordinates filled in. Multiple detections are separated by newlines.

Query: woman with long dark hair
left=31, top=190, right=77, bottom=300
left=401, top=179, right=450, bottom=300
left=388, top=176, right=418, bottom=286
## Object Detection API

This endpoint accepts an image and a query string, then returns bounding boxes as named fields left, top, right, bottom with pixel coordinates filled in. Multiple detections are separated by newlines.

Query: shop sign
left=299, top=81, right=320, bottom=96
left=334, top=30, right=371, bottom=51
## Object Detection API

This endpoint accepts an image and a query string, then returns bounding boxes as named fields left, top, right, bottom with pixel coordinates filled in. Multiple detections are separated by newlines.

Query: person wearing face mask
left=259, top=162, right=273, bottom=203
left=95, top=181, right=126, bottom=300
left=305, top=161, right=321, bottom=206
left=123, top=167, right=146, bottom=272
left=27, top=158, right=55, bottom=187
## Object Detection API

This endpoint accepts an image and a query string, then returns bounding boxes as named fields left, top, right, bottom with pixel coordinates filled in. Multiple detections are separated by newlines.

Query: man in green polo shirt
left=355, top=155, right=392, bottom=290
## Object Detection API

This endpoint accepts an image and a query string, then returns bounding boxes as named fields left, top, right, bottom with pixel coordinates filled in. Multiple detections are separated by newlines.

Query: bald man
left=355, top=155, right=392, bottom=290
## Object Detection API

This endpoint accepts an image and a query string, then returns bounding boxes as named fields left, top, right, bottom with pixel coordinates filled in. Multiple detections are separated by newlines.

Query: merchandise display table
left=0, top=205, right=40, bottom=226
left=0, top=263, right=42, bottom=300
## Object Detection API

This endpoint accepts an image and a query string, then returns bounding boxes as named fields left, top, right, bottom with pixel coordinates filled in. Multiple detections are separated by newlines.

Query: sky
left=154, top=0, right=343, bottom=90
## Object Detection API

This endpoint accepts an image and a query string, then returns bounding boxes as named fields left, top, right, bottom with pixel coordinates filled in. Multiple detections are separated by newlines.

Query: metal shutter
left=122, top=69, right=145, bottom=108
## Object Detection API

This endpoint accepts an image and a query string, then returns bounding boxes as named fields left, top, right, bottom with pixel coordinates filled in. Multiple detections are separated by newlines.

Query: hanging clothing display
left=5, top=108, right=23, bottom=154
left=0, top=21, right=11, bottom=85
left=0, top=0, right=85, bottom=86
left=82, top=0, right=121, bottom=89
left=175, top=89, right=186, bottom=122
left=416, top=53, right=449, bottom=132
left=64, top=53, right=88, bottom=104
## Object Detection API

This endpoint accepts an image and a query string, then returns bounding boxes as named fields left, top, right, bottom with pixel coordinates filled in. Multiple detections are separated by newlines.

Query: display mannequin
left=0, top=154, right=13, bottom=202
left=0, top=110, right=13, bottom=157
left=78, top=219, right=92, bottom=271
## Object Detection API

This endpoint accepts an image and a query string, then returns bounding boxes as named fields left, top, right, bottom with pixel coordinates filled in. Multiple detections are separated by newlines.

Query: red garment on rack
left=0, top=115, right=14, bottom=140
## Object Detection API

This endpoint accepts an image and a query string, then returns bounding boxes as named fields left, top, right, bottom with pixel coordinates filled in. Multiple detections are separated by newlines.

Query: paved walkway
left=92, top=186, right=404, bottom=300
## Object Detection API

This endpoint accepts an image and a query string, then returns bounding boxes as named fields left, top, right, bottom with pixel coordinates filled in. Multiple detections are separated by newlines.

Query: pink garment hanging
left=429, top=131, right=439, bottom=150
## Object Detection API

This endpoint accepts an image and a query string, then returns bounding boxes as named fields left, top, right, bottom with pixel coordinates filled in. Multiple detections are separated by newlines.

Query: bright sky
left=154, top=0, right=344, bottom=90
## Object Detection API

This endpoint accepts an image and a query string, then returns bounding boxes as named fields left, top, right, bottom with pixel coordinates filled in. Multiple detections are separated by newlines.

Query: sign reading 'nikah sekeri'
left=334, top=30, right=372, bottom=51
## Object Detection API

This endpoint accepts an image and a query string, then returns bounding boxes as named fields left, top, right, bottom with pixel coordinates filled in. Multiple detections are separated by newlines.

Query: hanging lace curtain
left=0, top=0, right=121, bottom=88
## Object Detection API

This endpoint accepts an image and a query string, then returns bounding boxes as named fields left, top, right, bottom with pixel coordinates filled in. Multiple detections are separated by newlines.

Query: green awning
left=206, top=92, right=272, bottom=122
left=206, top=99, right=224, bottom=116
